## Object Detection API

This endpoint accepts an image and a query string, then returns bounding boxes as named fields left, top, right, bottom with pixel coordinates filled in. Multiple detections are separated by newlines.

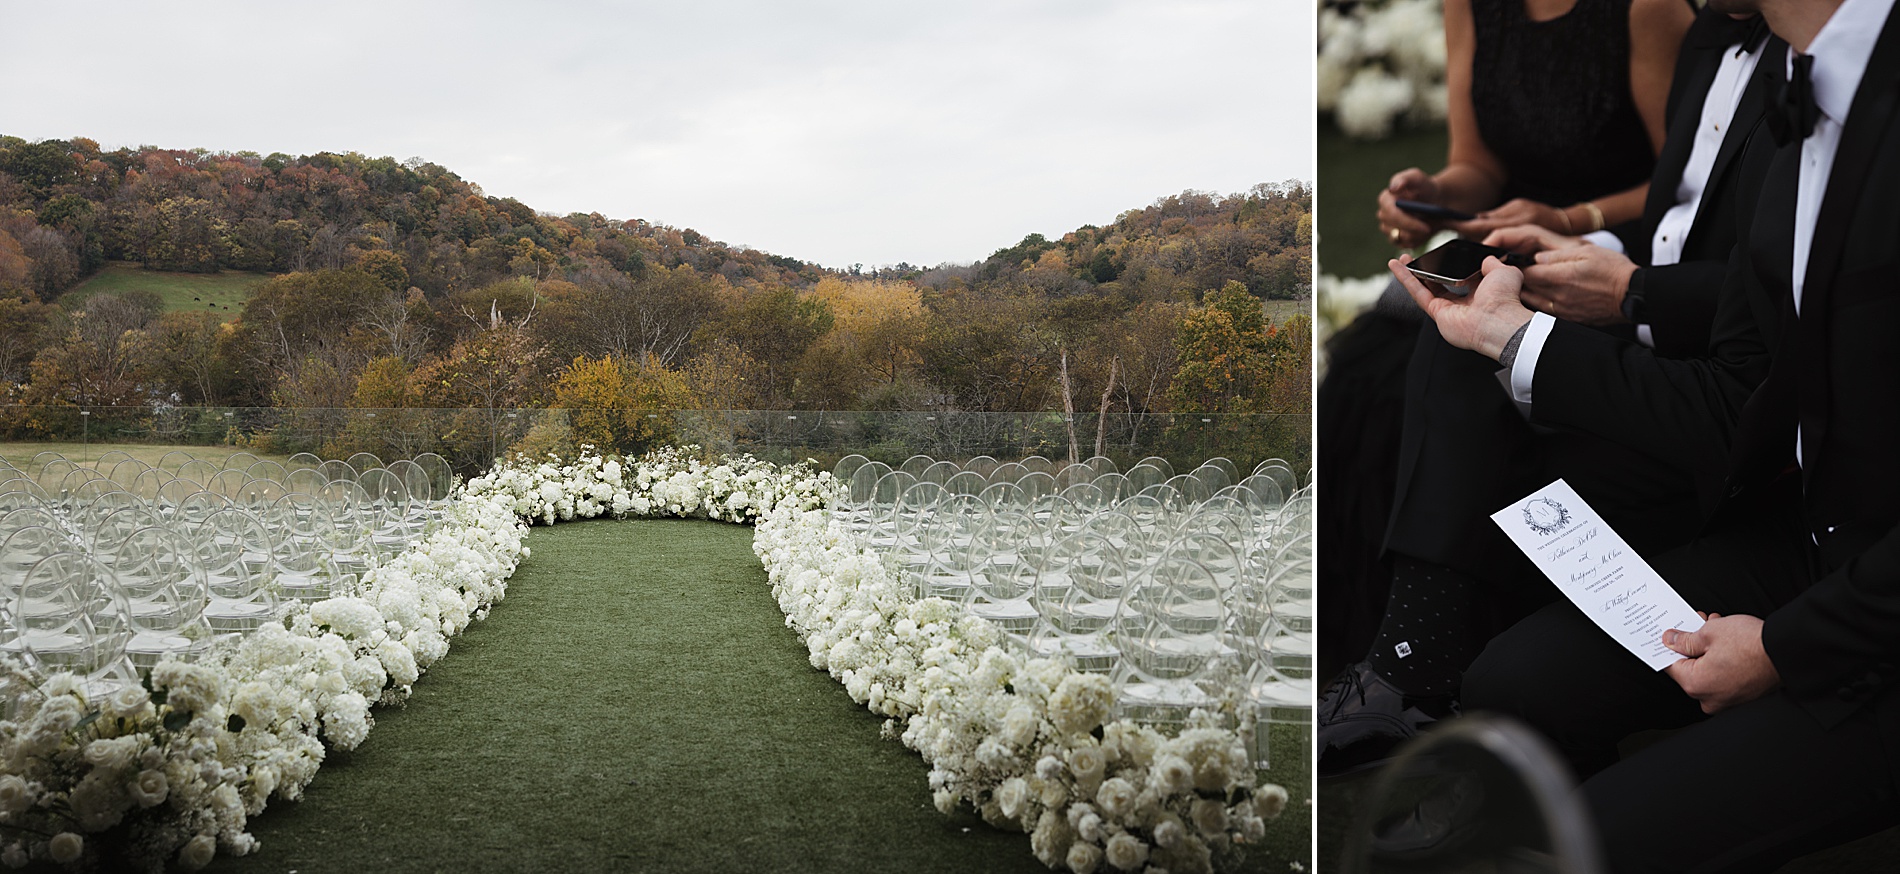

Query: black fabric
left=1463, top=486, right=1900, bottom=874
left=1365, top=557, right=1485, bottom=696
left=1381, top=20, right=1786, bottom=598
left=1317, top=312, right=1418, bottom=681
left=1470, top=0, right=1655, bottom=206
left=1470, top=4, right=1900, bottom=866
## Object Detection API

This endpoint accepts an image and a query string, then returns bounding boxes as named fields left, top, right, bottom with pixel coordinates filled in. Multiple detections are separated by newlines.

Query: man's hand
left=1662, top=613, right=1781, bottom=714
left=1449, top=198, right=1571, bottom=237
left=1388, top=254, right=1536, bottom=361
left=1519, top=244, right=1641, bottom=326
left=1482, top=224, right=1586, bottom=256
left=1377, top=168, right=1441, bottom=249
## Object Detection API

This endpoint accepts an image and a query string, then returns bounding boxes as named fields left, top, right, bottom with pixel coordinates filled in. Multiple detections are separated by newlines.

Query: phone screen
left=1407, top=239, right=1513, bottom=285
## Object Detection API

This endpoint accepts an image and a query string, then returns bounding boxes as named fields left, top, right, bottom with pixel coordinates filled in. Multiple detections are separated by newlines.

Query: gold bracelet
left=1578, top=201, right=1605, bottom=233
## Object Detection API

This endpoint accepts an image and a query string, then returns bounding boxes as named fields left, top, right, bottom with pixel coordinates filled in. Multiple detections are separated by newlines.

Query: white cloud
left=0, top=0, right=1312, bottom=268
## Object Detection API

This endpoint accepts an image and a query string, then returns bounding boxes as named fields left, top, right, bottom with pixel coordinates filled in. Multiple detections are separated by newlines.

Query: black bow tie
left=1767, top=52, right=1820, bottom=146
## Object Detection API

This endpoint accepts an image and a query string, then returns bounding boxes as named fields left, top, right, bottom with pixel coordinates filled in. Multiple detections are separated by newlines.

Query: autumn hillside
left=0, top=135, right=1310, bottom=461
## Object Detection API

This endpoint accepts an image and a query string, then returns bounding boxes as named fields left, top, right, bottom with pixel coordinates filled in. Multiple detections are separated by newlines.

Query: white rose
left=1066, top=840, right=1104, bottom=874
left=1001, top=702, right=1040, bottom=748
left=1077, top=810, right=1105, bottom=843
left=1153, top=754, right=1193, bottom=796
left=1095, top=777, right=1137, bottom=820
left=129, top=770, right=169, bottom=808
left=1191, top=798, right=1228, bottom=837
left=0, top=777, right=29, bottom=815
left=106, top=685, right=153, bottom=719
left=1154, top=815, right=1186, bottom=848
left=178, top=834, right=216, bottom=870
left=1104, top=832, right=1150, bottom=871
left=83, top=736, right=141, bottom=772
left=997, top=777, right=1029, bottom=820
left=48, top=833, right=82, bottom=864
left=1069, top=745, right=1106, bottom=794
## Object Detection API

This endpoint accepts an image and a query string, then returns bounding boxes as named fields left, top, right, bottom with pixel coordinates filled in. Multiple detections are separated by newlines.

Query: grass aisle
left=207, top=518, right=1051, bottom=873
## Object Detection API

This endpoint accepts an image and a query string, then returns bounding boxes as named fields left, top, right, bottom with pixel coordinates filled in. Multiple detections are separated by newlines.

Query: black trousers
left=1464, top=485, right=1900, bottom=873
left=1386, top=321, right=1706, bottom=584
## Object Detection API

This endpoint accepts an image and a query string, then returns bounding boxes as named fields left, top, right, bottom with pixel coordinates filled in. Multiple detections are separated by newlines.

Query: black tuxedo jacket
left=1611, top=12, right=1782, bottom=357
left=1530, top=4, right=1900, bottom=740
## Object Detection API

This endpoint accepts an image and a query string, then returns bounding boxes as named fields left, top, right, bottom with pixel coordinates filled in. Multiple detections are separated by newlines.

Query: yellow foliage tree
left=552, top=354, right=698, bottom=455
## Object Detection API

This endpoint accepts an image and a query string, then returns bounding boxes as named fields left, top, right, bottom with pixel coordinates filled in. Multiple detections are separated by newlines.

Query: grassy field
left=1317, top=125, right=1450, bottom=281
left=60, top=262, right=270, bottom=321
left=0, top=441, right=290, bottom=474
left=1264, top=298, right=1312, bottom=326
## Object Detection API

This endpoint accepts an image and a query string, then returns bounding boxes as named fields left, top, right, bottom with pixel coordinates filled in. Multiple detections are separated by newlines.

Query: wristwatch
left=1619, top=268, right=1648, bottom=324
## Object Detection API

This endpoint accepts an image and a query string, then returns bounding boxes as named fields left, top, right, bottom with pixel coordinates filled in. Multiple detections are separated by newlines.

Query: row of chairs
left=0, top=451, right=453, bottom=694
left=827, top=453, right=1314, bottom=761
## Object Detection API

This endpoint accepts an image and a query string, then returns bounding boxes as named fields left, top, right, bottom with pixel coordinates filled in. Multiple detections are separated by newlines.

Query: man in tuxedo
left=1392, top=0, right=1900, bottom=865
left=1319, top=9, right=1786, bottom=774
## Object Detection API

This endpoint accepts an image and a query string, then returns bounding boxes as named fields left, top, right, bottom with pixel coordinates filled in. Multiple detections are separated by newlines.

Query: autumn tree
left=1167, top=281, right=1277, bottom=414
left=549, top=354, right=696, bottom=455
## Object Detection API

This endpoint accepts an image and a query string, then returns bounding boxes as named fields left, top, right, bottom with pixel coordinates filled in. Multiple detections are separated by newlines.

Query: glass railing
left=0, top=406, right=1311, bottom=481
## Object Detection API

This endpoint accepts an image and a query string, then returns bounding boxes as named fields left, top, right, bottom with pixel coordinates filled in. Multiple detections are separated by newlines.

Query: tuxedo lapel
left=1701, top=40, right=1785, bottom=218
left=1796, top=8, right=1900, bottom=482
left=1644, top=46, right=1724, bottom=226
left=1723, top=142, right=1802, bottom=500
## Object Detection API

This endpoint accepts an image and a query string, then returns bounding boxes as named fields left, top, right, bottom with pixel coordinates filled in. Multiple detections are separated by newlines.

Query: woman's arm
left=1378, top=0, right=1508, bottom=247
left=1452, top=0, right=1696, bottom=236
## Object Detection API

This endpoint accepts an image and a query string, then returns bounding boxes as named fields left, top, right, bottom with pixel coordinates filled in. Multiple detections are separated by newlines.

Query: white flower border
left=0, top=491, right=529, bottom=871
left=0, top=445, right=1294, bottom=873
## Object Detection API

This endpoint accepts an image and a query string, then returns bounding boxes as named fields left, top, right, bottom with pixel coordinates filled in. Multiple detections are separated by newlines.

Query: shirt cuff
left=1508, top=312, right=1559, bottom=405
left=1583, top=230, right=1625, bottom=254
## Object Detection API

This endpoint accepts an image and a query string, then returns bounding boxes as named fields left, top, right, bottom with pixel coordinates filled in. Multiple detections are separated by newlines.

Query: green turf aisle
left=207, top=519, right=1045, bottom=873
left=209, top=517, right=1307, bottom=872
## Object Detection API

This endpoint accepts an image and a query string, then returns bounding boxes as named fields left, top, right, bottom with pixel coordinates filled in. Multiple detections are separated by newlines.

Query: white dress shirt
left=1508, top=0, right=1894, bottom=410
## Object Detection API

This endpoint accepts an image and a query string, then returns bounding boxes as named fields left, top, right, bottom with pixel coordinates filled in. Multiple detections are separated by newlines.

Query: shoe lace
left=1318, top=666, right=1368, bottom=720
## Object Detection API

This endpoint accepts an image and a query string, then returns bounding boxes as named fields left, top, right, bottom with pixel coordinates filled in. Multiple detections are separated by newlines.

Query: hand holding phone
left=1404, top=239, right=1533, bottom=295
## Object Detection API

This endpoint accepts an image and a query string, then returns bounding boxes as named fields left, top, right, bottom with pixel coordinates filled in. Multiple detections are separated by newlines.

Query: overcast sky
left=0, top=0, right=1312, bottom=270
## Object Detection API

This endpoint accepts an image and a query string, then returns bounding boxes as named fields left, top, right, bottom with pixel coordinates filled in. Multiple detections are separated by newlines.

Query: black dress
left=1317, top=0, right=1659, bottom=676
left=1470, top=0, right=1655, bottom=207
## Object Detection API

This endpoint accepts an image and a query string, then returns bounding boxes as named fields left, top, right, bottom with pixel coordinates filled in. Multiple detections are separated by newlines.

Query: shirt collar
left=1797, top=0, right=1896, bottom=125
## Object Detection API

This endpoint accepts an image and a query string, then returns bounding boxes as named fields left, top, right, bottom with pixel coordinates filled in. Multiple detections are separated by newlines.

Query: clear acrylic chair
left=13, top=551, right=138, bottom=696
left=196, top=508, right=280, bottom=633
left=102, top=526, right=211, bottom=668
left=1026, top=533, right=1127, bottom=672
left=1112, top=555, right=1232, bottom=729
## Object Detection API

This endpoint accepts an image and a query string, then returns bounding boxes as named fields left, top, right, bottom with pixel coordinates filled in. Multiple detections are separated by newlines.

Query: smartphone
left=1406, top=239, right=1533, bottom=293
left=1395, top=199, right=1476, bottom=222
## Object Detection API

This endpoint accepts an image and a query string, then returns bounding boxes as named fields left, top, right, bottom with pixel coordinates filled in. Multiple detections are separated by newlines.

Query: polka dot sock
left=1364, top=555, right=1481, bottom=697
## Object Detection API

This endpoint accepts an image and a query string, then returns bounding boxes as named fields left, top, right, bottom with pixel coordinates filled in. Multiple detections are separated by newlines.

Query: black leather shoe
left=1317, top=661, right=1456, bottom=777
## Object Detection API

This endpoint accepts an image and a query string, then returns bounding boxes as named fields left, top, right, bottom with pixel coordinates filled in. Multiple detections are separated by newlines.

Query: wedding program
left=1489, top=479, right=1704, bottom=670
